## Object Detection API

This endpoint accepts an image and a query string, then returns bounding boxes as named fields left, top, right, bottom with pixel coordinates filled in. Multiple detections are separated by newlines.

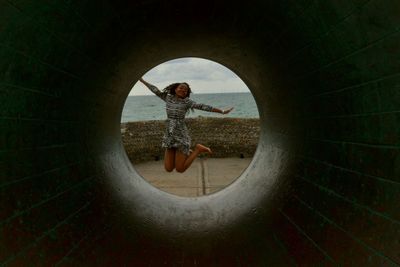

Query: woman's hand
left=222, top=107, right=234, bottom=114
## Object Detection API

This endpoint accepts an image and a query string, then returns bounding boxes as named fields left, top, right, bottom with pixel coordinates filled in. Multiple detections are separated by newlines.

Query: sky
left=129, top=57, right=250, bottom=95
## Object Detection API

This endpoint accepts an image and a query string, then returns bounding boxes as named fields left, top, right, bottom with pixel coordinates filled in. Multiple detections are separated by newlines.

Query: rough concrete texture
left=1, top=0, right=400, bottom=266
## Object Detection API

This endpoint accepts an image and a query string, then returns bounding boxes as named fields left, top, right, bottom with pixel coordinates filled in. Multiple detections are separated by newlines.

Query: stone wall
left=121, top=117, right=260, bottom=163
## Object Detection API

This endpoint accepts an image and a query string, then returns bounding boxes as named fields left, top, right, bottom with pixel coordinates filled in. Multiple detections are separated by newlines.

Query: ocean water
left=121, top=92, right=259, bottom=122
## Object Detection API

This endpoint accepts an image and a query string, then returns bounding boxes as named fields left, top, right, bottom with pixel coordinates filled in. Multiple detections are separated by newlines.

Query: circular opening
left=121, top=57, right=260, bottom=197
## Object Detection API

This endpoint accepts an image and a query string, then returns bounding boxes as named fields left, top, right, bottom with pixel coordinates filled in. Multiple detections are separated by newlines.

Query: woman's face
left=175, top=83, right=189, bottom=98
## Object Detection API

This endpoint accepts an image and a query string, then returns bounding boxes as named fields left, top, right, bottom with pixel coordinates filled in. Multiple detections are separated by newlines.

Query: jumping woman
left=139, top=78, right=234, bottom=173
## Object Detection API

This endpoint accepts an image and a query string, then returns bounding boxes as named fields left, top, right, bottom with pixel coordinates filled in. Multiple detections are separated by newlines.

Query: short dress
left=146, top=83, right=214, bottom=155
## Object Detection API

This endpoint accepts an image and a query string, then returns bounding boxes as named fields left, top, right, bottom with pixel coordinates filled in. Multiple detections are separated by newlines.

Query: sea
left=121, top=92, right=259, bottom=122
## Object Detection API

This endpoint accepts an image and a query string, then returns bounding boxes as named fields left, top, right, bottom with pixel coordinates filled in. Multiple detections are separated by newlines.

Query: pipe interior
left=1, top=0, right=399, bottom=265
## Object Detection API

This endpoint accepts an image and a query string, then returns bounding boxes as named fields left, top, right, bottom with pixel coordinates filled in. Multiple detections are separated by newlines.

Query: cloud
left=130, top=57, right=249, bottom=95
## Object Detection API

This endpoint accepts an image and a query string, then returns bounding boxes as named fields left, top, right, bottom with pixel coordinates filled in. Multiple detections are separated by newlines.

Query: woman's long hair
left=162, top=82, right=192, bottom=97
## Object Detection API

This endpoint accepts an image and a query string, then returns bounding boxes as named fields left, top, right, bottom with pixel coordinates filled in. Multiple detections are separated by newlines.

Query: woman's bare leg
left=175, top=144, right=212, bottom=173
left=164, top=148, right=176, bottom=172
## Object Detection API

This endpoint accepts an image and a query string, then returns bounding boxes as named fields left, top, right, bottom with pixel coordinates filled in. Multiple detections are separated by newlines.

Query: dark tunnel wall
left=1, top=0, right=400, bottom=266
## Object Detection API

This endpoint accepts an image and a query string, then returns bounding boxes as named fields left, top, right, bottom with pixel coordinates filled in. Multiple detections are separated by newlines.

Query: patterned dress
left=146, top=83, right=215, bottom=155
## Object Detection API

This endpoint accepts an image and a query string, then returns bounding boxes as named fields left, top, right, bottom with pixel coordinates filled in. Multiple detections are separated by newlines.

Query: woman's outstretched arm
left=188, top=99, right=234, bottom=114
left=211, top=107, right=234, bottom=114
left=139, top=78, right=167, bottom=101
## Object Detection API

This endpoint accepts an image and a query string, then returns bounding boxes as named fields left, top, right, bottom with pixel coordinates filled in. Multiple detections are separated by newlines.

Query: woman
left=139, top=78, right=234, bottom=173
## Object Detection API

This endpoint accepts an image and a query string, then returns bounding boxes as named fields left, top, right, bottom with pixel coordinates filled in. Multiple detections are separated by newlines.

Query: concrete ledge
left=134, top=157, right=253, bottom=197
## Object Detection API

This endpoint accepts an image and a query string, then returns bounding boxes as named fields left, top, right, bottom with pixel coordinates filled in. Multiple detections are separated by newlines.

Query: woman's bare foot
left=195, top=144, right=212, bottom=154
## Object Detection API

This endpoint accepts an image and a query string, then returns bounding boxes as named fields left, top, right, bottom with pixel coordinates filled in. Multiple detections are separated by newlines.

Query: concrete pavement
left=134, top=157, right=252, bottom=197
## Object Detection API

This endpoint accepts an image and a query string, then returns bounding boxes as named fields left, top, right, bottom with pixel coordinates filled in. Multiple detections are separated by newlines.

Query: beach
left=121, top=117, right=260, bottom=164
left=121, top=117, right=260, bottom=196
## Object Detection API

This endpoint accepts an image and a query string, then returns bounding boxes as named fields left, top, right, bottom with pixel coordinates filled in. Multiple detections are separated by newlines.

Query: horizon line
left=129, top=91, right=252, bottom=96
